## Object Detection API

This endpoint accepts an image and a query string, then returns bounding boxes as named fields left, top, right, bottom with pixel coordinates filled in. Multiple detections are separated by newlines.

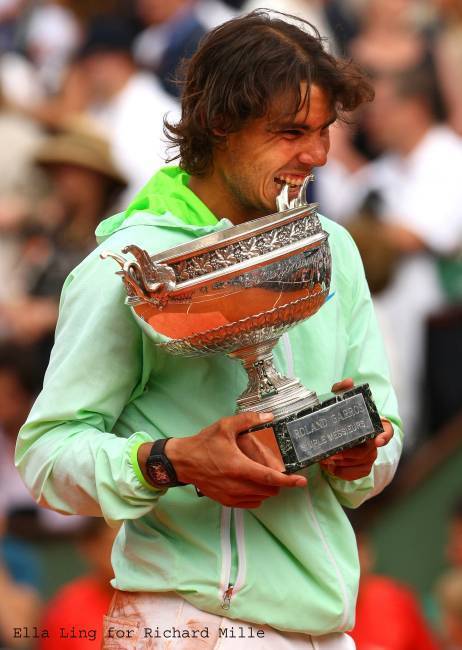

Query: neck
left=103, top=64, right=134, bottom=100
left=61, top=194, right=107, bottom=244
left=396, top=121, right=432, bottom=157
left=188, top=174, right=262, bottom=225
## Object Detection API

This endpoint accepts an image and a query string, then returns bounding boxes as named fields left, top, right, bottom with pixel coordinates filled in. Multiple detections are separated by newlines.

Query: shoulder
left=69, top=212, right=228, bottom=291
left=318, top=213, right=370, bottom=310
left=416, top=126, right=462, bottom=169
left=319, top=213, right=363, bottom=268
left=319, top=213, right=354, bottom=240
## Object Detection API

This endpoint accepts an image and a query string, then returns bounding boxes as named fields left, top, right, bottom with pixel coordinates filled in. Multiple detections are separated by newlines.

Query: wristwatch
left=145, top=438, right=186, bottom=488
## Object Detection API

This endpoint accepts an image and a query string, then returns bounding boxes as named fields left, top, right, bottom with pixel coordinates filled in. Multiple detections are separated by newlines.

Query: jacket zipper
left=221, top=335, right=291, bottom=610
left=220, top=507, right=246, bottom=610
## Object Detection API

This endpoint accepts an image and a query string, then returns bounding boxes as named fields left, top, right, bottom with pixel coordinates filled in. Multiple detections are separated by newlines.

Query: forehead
left=266, top=83, right=333, bottom=125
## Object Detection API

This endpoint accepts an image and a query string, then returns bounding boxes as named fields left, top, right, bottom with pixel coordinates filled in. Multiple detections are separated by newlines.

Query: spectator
left=447, top=499, right=462, bottom=569
left=0, top=0, right=25, bottom=52
left=433, top=0, right=462, bottom=135
left=38, top=519, right=117, bottom=650
left=348, top=0, right=430, bottom=76
left=0, top=344, right=42, bottom=520
left=0, top=343, right=85, bottom=535
left=434, top=500, right=462, bottom=648
left=0, top=1, right=81, bottom=109
left=0, top=117, right=127, bottom=350
left=0, top=85, right=48, bottom=303
left=77, top=15, right=179, bottom=197
left=436, top=569, right=462, bottom=649
left=10, top=14, right=178, bottom=198
left=134, top=0, right=235, bottom=98
left=0, top=514, right=42, bottom=649
left=21, top=0, right=82, bottom=95
left=351, top=528, right=440, bottom=650
left=318, top=64, right=462, bottom=446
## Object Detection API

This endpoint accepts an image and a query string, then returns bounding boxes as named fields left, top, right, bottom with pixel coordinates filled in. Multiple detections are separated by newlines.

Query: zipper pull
left=221, top=584, right=234, bottom=610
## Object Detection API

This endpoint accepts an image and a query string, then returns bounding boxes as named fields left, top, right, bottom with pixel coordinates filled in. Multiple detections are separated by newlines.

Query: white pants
left=102, top=591, right=355, bottom=650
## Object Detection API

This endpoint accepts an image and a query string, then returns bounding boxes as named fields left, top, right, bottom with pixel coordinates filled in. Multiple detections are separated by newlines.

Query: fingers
left=237, top=433, right=284, bottom=471
left=197, top=480, right=281, bottom=509
left=320, top=420, right=394, bottom=482
left=228, top=480, right=281, bottom=499
left=219, top=411, right=274, bottom=437
left=322, top=462, right=374, bottom=481
left=320, top=438, right=377, bottom=479
left=215, top=414, right=305, bottom=487
left=375, top=419, right=394, bottom=447
left=331, top=377, right=354, bottom=393
left=327, top=441, right=377, bottom=465
left=182, top=412, right=307, bottom=506
left=226, top=481, right=281, bottom=500
left=236, top=455, right=307, bottom=488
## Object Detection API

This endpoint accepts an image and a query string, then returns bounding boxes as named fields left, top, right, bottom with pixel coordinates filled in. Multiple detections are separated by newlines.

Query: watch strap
left=147, top=438, right=186, bottom=487
left=131, top=441, right=165, bottom=492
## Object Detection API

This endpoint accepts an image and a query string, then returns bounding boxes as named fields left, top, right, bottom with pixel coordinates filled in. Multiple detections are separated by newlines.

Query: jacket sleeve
left=322, top=229, right=404, bottom=508
left=15, top=240, right=164, bottom=527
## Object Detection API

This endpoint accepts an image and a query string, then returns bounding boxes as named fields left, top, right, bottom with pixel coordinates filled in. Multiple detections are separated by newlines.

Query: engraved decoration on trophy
left=102, top=175, right=383, bottom=473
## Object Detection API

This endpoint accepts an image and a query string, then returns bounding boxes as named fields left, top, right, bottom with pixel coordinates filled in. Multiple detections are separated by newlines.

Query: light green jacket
left=16, top=167, right=403, bottom=635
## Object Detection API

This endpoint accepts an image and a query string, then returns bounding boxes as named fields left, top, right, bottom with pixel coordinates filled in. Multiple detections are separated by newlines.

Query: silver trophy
left=102, top=177, right=383, bottom=473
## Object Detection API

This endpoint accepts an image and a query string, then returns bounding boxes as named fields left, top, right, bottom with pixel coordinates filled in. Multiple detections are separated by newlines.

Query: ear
left=211, top=126, right=228, bottom=151
left=211, top=126, right=227, bottom=138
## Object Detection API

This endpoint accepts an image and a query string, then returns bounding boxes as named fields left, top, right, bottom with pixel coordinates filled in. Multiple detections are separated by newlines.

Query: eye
left=282, top=129, right=304, bottom=139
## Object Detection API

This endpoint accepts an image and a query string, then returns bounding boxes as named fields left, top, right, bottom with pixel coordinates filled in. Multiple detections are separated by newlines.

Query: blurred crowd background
left=0, top=0, right=461, bottom=648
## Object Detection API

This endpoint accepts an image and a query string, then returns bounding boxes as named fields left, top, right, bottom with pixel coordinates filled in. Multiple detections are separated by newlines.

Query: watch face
left=148, top=460, right=172, bottom=486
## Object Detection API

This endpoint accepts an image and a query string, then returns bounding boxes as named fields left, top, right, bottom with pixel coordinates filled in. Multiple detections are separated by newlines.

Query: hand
left=0, top=299, right=58, bottom=343
left=236, top=429, right=284, bottom=471
left=319, top=378, right=394, bottom=481
left=164, top=412, right=307, bottom=508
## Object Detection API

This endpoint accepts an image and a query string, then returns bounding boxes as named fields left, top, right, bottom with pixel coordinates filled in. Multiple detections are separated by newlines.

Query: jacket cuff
left=129, top=439, right=166, bottom=494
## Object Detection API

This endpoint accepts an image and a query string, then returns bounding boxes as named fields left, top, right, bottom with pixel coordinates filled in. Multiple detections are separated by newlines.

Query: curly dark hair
left=165, top=10, right=374, bottom=177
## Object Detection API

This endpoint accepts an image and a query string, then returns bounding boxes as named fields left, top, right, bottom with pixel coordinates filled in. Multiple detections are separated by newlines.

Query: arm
left=16, top=228, right=307, bottom=522
left=15, top=245, right=164, bottom=526
left=0, top=563, right=41, bottom=648
left=320, top=230, right=404, bottom=508
left=137, top=413, right=307, bottom=509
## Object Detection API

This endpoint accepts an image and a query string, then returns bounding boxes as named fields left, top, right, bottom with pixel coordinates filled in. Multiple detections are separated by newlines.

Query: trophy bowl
left=102, top=178, right=383, bottom=472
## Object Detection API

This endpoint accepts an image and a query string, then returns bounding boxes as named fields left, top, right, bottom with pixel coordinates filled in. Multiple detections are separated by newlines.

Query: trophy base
left=242, top=384, right=384, bottom=473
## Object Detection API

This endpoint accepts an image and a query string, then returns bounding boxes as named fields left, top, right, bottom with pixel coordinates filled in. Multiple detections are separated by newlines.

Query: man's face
left=211, top=84, right=335, bottom=223
left=363, top=78, right=417, bottom=152
left=136, top=0, right=188, bottom=25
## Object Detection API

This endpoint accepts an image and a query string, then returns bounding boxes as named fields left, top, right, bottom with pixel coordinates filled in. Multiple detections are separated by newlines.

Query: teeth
left=275, top=175, right=306, bottom=187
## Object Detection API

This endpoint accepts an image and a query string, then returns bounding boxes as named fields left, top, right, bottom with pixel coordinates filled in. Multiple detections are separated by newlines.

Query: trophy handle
left=276, top=174, right=315, bottom=211
left=100, top=247, right=176, bottom=308
left=295, top=174, right=314, bottom=207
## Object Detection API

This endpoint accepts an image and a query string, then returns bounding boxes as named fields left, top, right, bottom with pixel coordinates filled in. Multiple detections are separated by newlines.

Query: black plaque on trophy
left=245, top=384, right=384, bottom=473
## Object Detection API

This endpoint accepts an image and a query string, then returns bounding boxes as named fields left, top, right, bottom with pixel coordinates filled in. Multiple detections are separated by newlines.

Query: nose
left=297, top=133, right=329, bottom=168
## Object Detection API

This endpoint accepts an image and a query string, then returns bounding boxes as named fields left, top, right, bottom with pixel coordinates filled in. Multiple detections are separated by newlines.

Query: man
left=76, top=15, right=179, bottom=200
left=38, top=519, right=117, bottom=650
left=16, top=11, right=403, bottom=649
left=134, top=0, right=235, bottom=97
left=351, top=526, right=439, bottom=650
left=0, top=118, right=127, bottom=358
